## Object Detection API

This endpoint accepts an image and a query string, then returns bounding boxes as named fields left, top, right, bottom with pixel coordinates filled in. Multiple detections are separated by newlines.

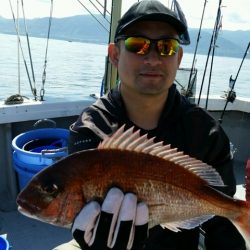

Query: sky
left=1, top=0, right=250, bottom=31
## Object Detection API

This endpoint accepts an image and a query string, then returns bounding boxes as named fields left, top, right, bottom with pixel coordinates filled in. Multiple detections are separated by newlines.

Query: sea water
left=0, top=33, right=249, bottom=101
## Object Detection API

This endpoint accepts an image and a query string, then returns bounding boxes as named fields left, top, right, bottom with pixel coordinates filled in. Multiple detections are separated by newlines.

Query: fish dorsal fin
left=98, top=125, right=224, bottom=187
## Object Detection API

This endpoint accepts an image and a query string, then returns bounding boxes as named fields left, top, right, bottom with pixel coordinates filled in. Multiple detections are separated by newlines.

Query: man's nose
left=143, top=46, right=162, bottom=65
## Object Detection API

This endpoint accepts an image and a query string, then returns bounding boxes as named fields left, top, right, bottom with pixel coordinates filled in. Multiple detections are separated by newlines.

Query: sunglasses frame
left=114, top=35, right=180, bottom=56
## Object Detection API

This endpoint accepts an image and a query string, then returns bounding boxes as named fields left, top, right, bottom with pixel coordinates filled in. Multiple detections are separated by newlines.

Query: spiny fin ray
left=98, top=125, right=224, bottom=187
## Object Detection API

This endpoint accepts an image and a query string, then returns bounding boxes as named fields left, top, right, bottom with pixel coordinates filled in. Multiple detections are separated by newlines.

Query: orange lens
left=124, top=37, right=150, bottom=55
left=124, top=37, right=180, bottom=56
left=157, top=39, right=180, bottom=56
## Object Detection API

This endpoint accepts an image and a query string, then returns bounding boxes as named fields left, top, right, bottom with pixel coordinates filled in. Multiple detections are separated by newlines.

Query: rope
left=4, top=94, right=28, bottom=105
left=76, top=0, right=110, bottom=32
left=88, top=0, right=111, bottom=21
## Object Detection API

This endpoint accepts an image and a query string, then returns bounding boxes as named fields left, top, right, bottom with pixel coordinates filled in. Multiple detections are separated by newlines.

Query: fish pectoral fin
left=161, top=215, right=214, bottom=232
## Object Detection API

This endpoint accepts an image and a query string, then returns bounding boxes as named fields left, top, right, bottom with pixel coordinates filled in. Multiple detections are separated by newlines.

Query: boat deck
left=0, top=210, right=71, bottom=250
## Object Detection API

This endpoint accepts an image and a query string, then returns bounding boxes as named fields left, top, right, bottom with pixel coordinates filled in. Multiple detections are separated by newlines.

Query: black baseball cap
left=114, top=0, right=187, bottom=40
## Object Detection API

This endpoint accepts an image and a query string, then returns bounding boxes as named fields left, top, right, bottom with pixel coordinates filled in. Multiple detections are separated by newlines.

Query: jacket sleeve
left=68, top=104, right=118, bottom=154
left=68, top=124, right=102, bottom=154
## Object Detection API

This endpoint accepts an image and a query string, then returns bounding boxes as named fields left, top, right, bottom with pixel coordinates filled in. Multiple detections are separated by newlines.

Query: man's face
left=109, top=21, right=183, bottom=96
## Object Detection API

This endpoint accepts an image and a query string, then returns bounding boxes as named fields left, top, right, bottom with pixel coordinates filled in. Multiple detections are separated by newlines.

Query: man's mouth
left=140, top=72, right=163, bottom=78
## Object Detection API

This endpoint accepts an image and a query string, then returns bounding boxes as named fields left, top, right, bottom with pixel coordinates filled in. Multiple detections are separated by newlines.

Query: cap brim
left=117, top=13, right=187, bottom=36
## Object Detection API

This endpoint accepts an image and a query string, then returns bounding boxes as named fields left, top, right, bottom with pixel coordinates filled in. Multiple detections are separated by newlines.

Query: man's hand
left=72, top=187, right=149, bottom=250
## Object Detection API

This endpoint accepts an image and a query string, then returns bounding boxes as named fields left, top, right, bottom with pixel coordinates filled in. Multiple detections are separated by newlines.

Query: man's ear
left=108, top=43, right=119, bottom=67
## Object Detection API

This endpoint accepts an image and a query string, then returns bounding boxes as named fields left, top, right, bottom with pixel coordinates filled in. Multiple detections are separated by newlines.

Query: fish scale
left=16, top=125, right=250, bottom=249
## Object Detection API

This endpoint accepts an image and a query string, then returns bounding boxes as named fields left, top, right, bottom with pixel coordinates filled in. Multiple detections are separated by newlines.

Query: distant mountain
left=186, top=29, right=250, bottom=58
left=0, top=15, right=110, bottom=44
left=0, top=15, right=249, bottom=58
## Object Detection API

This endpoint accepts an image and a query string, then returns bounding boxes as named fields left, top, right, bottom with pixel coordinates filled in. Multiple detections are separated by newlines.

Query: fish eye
left=42, top=183, right=59, bottom=196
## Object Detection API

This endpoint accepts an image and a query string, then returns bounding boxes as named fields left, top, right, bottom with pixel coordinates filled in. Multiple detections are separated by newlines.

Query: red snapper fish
left=16, top=126, right=250, bottom=248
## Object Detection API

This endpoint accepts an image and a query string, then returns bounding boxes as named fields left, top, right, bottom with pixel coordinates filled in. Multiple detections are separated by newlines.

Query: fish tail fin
left=231, top=201, right=250, bottom=250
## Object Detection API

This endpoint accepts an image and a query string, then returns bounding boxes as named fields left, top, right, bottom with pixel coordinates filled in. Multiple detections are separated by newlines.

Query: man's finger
left=89, top=211, right=113, bottom=249
left=135, top=202, right=149, bottom=226
left=71, top=201, right=100, bottom=246
left=91, top=187, right=124, bottom=247
left=132, top=202, right=149, bottom=250
left=112, top=193, right=137, bottom=249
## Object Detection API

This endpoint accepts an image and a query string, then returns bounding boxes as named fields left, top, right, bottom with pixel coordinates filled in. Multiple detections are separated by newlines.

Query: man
left=55, top=1, right=245, bottom=249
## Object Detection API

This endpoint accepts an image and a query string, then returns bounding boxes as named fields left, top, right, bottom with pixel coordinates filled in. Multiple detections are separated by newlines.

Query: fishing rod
left=17, top=0, right=21, bottom=95
left=186, top=0, right=207, bottom=98
left=40, top=0, right=54, bottom=101
left=8, top=0, right=36, bottom=100
left=205, top=4, right=222, bottom=109
left=197, top=0, right=222, bottom=106
left=218, top=42, right=250, bottom=123
left=197, top=25, right=216, bottom=105
left=20, top=0, right=37, bottom=100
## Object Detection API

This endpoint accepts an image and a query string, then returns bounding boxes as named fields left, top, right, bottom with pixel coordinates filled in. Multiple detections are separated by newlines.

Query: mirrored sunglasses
left=115, top=36, right=180, bottom=56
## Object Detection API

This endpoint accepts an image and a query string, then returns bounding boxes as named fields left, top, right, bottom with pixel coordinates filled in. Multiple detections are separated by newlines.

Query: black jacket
left=69, top=84, right=245, bottom=250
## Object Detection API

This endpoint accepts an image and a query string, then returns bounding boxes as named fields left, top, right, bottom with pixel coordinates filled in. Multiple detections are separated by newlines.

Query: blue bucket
left=12, top=152, right=47, bottom=190
left=12, top=128, right=69, bottom=166
left=0, top=235, right=10, bottom=250
left=12, top=128, right=69, bottom=190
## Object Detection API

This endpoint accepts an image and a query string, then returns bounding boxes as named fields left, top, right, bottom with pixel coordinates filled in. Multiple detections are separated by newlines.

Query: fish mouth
left=17, top=197, right=72, bottom=228
left=18, top=204, right=72, bottom=228
left=16, top=197, right=42, bottom=215
left=18, top=206, right=39, bottom=220
left=17, top=205, right=64, bottom=226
